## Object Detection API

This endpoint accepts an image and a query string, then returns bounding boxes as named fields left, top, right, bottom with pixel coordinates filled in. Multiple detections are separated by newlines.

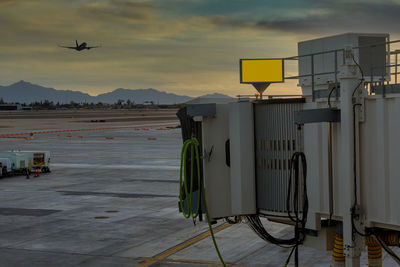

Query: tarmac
left=0, top=115, right=399, bottom=266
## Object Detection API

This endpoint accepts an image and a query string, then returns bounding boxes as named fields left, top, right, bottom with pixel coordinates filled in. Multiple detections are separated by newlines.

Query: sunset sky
left=1, top=0, right=399, bottom=97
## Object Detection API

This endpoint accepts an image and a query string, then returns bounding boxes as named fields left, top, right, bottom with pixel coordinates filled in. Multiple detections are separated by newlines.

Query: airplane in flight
left=59, top=40, right=100, bottom=51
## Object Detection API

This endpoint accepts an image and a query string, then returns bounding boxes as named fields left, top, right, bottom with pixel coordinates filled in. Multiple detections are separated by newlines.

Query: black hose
left=246, top=151, right=308, bottom=267
left=286, top=152, right=308, bottom=231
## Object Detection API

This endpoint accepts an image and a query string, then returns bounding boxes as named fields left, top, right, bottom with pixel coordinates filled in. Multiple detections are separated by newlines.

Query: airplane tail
left=76, top=40, right=78, bottom=47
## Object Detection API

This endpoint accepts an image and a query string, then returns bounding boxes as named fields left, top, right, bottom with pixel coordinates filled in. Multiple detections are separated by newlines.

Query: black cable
left=284, top=246, right=296, bottom=267
left=286, top=152, right=308, bottom=230
left=246, top=150, right=308, bottom=267
left=350, top=52, right=366, bottom=239
left=327, top=86, right=337, bottom=108
left=246, top=215, right=297, bottom=247
left=286, top=151, right=308, bottom=267
left=352, top=103, right=362, bottom=207
left=371, top=229, right=400, bottom=264
left=351, top=55, right=365, bottom=100
left=349, top=55, right=400, bottom=262
left=246, top=152, right=308, bottom=249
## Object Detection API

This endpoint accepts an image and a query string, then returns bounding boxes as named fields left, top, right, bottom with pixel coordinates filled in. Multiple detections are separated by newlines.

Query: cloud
left=0, top=0, right=22, bottom=7
left=209, top=1, right=400, bottom=35
left=81, top=0, right=158, bottom=23
left=1, top=0, right=399, bottom=98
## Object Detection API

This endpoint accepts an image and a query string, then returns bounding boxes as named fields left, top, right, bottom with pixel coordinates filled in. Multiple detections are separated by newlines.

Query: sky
left=1, top=0, right=400, bottom=97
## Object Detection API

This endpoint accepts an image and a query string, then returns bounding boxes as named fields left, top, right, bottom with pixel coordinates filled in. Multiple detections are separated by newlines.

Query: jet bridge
left=178, top=33, right=400, bottom=267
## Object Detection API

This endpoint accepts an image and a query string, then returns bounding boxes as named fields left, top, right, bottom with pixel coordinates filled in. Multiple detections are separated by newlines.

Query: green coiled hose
left=179, top=138, right=226, bottom=267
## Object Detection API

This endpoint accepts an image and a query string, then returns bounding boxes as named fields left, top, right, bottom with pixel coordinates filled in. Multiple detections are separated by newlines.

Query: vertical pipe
left=342, top=49, right=345, bottom=64
left=279, top=103, right=283, bottom=211
left=328, top=81, right=334, bottom=221
left=370, top=66, right=373, bottom=94
left=335, top=51, right=339, bottom=99
left=311, top=55, right=315, bottom=101
left=328, top=122, right=334, bottom=221
left=382, top=70, right=386, bottom=97
left=339, top=47, right=363, bottom=267
left=394, top=51, right=398, bottom=84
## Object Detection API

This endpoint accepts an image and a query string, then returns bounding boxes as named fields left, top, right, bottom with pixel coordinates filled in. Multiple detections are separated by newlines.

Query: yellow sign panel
left=240, top=59, right=284, bottom=83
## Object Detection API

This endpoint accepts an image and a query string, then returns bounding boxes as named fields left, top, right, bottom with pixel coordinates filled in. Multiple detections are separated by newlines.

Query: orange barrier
left=0, top=122, right=179, bottom=138
left=105, top=137, right=114, bottom=140
left=147, top=137, right=157, bottom=140
left=0, top=136, right=27, bottom=139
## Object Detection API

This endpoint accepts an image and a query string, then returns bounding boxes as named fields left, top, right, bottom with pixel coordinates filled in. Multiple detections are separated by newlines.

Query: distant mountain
left=199, top=93, right=232, bottom=98
left=95, top=88, right=191, bottom=104
left=0, top=81, right=95, bottom=103
left=0, top=81, right=232, bottom=105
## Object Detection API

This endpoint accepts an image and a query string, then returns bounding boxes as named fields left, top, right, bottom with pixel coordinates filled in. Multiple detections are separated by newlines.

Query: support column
left=338, top=47, right=363, bottom=267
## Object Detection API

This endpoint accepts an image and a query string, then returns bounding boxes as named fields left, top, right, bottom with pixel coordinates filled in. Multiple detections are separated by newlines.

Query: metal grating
left=254, top=100, right=304, bottom=214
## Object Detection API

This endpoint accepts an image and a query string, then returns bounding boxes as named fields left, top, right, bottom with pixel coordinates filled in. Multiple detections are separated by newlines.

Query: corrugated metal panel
left=255, top=101, right=304, bottom=213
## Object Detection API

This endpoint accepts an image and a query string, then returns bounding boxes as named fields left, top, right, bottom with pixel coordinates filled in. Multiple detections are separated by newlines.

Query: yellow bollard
left=366, top=236, right=382, bottom=267
left=331, top=234, right=345, bottom=267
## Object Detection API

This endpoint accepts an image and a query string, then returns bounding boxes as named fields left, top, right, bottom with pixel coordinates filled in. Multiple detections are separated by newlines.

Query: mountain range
left=0, top=81, right=231, bottom=105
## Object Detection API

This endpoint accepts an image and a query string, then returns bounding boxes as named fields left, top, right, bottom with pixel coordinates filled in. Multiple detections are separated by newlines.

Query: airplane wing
left=58, top=45, right=76, bottom=49
left=86, top=45, right=101, bottom=49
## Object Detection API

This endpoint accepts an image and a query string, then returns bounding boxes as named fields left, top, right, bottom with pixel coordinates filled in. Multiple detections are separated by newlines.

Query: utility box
left=298, top=33, right=389, bottom=97
left=229, top=102, right=256, bottom=215
left=0, top=152, right=31, bottom=173
left=202, top=104, right=232, bottom=220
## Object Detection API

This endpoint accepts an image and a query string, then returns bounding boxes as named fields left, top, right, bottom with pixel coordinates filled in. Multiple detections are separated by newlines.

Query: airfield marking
left=137, top=223, right=231, bottom=267
left=143, top=258, right=251, bottom=266
left=52, top=154, right=179, bottom=159
left=0, top=121, right=179, bottom=138
left=51, top=163, right=180, bottom=170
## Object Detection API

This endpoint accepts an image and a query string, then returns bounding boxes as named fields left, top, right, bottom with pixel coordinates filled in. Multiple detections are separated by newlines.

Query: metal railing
left=236, top=94, right=302, bottom=100
left=278, top=39, right=400, bottom=101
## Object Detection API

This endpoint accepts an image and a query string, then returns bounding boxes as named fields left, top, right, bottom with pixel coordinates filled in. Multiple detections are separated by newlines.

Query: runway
left=0, top=110, right=393, bottom=266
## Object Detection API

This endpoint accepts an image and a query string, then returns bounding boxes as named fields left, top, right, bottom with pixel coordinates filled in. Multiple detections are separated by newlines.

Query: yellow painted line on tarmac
left=137, top=223, right=231, bottom=267
left=155, top=258, right=251, bottom=266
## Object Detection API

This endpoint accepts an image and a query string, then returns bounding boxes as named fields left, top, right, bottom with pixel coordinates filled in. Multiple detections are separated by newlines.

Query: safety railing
left=278, top=39, right=400, bottom=101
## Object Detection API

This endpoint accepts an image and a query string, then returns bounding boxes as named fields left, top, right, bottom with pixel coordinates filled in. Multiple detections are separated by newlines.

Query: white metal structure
left=196, top=102, right=257, bottom=219
left=228, top=102, right=256, bottom=216
left=201, top=104, right=232, bottom=220
left=185, top=33, right=400, bottom=267
left=0, top=158, right=12, bottom=176
left=0, top=152, right=31, bottom=171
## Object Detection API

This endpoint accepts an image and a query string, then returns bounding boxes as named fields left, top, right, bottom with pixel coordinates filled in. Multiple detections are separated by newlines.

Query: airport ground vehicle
left=0, top=158, right=12, bottom=177
left=17, top=151, right=51, bottom=173
left=0, top=152, right=31, bottom=174
left=0, top=151, right=51, bottom=175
